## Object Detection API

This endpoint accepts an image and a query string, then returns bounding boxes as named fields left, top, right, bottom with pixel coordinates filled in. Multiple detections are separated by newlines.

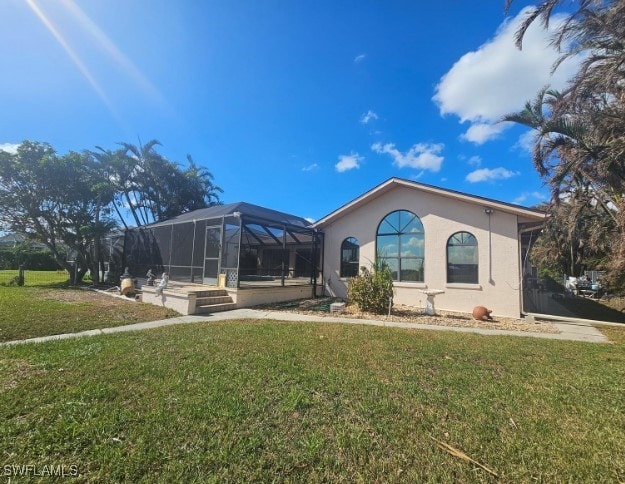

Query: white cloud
left=466, top=167, right=520, bottom=183
left=372, top=142, right=444, bottom=172
left=460, top=122, right=510, bottom=144
left=513, top=191, right=547, bottom=205
left=0, top=143, right=19, bottom=154
left=302, top=163, right=319, bottom=172
left=515, top=129, right=536, bottom=154
left=335, top=153, right=362, bottom=173
left=467, top=155, right=482, bottom=167
left=360, top=110, right=378, bottom=124
left=305, top=217, right=316, bottom=224
left=433, top=7, right=581, bottom=144
left=354, top=53, right=366, bottom=64
left=513, top=194, right=528, bottom=204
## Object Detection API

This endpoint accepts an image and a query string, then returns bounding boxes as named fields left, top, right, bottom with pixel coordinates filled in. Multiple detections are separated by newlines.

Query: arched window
left=376, top=210, right=424, bottom=282
left=447, top=231, right=478, bottom=283
left=340, top=237, right=360, bottom=278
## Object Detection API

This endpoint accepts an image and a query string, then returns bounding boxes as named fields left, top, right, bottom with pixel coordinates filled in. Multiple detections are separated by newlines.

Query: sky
left=0, top=0, right=581, bottom=223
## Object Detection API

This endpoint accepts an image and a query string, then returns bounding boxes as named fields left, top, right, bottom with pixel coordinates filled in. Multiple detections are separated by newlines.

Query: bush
left=348, top=259, right=394, bottom=314
left=0, top=244, right=63, bottom=271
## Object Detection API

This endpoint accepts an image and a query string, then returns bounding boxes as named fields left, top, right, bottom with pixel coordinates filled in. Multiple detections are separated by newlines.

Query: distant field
left=0, top=269, right=70, bottom=286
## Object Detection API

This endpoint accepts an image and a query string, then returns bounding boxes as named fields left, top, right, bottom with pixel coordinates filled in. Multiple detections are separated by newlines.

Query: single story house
left=114, top=177, right=545, bottom=317
left=313, top=178, right=545, bottom=318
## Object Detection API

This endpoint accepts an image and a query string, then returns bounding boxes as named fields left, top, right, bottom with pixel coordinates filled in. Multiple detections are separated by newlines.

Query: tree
left=530, top=191, right=614, bottom=278
left=503, top=0, right=625, bottom=287
left=90, top=145, right=140, bottom=229
left=92, top=140, right=222, bottom=226
left=0, top=141, right=115, bottom=284
left=1, top=139, right=223, bottom=284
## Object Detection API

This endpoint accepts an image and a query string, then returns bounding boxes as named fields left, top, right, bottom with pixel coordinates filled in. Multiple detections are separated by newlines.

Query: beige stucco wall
left=141, top=285, right=195, bottom=315
left=234, top=285, right=323, bottom=307
left=321, top=186, right=524, bottom=318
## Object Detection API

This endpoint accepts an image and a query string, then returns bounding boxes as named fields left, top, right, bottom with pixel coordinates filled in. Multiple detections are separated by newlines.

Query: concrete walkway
left=0, top=308, right=610, bottom=347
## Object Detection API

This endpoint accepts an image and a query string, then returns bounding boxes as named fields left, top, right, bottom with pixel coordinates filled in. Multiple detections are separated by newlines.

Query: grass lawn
left=0, top=286, right=179, bottom=342
left=0, top=269, right=70, bottom=286
left=557, top=295, right=625, bottom=323
left=1, top=321, right=624, bottom=481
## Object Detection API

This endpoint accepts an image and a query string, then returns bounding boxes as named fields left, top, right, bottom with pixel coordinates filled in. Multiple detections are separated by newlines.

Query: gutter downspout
left=484, top=208, right=494, bottom=284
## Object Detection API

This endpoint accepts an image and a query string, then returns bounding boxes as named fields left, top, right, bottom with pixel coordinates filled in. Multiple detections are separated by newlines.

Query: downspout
left=484, top=208, right=494, bottom=284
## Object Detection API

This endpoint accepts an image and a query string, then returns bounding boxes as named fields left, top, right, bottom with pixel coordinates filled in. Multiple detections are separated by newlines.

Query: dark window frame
left=340, top=237, right=360, bottom=278
left=446, top=231, right=478, bottom=284
left=376, top=210, right=424, bottom=282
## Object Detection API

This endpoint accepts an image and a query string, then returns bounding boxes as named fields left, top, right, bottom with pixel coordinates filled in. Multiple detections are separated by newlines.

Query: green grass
left=1, top=321, right=624, bottom=481
left=557, top=295, right=625, bottom=323
left=0, top=286, right=179, bottom=342
left=0, top=269, right=70, bottom=286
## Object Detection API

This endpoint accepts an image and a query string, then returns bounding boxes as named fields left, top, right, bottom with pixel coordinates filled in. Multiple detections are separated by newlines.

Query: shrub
left=0, top=244, right=63, bottom=271
left=348, top=258, right=394, bottom=314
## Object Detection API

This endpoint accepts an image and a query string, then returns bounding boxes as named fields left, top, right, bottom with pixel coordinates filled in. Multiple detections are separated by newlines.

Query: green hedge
left=0, top=245, right=64, bottom=271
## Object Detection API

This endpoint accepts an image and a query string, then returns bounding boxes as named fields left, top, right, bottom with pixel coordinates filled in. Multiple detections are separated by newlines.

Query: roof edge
left=313, top=177, right=546, bottom=227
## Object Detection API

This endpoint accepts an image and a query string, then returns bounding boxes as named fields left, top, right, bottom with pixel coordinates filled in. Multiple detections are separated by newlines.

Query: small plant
left=8, top=275, right=22, bottom=286
left=348, top=257, right=394, bottom=314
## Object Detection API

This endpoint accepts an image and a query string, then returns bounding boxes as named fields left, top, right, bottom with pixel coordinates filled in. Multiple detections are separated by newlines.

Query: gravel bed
left=256, top=298, right=559, bottom=334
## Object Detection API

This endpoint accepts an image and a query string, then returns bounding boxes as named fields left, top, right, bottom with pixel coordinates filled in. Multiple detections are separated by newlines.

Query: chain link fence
left=0, top=268, right=70, bottom=286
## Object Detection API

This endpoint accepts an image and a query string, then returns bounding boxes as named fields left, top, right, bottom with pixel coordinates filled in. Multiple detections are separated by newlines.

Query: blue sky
left=0, top=1, right=580, bottom=223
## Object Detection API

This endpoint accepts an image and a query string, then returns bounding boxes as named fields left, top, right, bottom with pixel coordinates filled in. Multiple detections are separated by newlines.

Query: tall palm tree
left=503, top=0, right=625, bottom=285
left=90, top=146, right=137, bottom=228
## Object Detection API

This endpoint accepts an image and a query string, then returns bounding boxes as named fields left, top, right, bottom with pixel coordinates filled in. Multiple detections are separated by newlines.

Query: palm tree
left=117, top=139, right=167, bottom=224
left=90, top=146, right=138, bottom=228
left=503, top=0, right=625, bottom=286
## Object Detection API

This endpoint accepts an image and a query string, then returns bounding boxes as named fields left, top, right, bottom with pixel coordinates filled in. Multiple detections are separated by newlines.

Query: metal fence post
left=18, top=264, right=25, bottom=286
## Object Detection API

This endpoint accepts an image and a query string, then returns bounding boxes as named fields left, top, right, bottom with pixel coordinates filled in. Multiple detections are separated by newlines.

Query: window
left=376, top=210, right=424, bottom=282
left=447, top=231, right=478, bottom=284
left=340, top=237, right=360, bottom=278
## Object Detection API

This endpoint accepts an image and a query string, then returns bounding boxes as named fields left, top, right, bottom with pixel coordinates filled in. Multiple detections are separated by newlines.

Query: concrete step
left=195, top=302, right=238, bottom=314
left=196, top=295, right=233, bottom=305
left=192, top=289, right=229, bottom=298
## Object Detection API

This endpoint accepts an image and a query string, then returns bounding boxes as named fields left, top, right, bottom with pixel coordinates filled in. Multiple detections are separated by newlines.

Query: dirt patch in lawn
left=0, top=286, right=179, bottom=343
left=39, top=287, right=127, bottom=305
left=256, top=297, right=559, bottom=334
left=0, top=359, right=47, bottom=391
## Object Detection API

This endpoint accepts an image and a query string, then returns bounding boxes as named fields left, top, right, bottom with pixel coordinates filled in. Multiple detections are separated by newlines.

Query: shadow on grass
left=557, top=297, right=625, bottom=324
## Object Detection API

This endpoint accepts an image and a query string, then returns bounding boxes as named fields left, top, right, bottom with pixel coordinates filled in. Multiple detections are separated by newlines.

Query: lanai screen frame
left=236, top=212, right=323, bottom=290
left=121, top=209, right=323, bottom=293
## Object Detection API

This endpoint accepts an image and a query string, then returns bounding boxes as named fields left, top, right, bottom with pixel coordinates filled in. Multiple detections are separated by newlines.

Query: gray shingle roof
left=147, top=202, right=311, bottom=229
